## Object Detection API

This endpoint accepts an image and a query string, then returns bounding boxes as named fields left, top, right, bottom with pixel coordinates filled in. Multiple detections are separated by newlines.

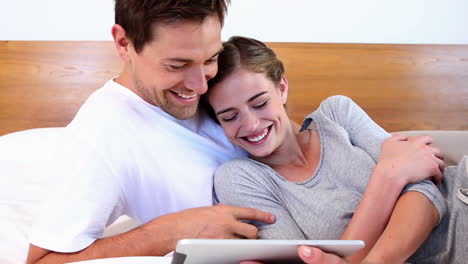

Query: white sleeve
left=29, top=131, right=126, bottom=253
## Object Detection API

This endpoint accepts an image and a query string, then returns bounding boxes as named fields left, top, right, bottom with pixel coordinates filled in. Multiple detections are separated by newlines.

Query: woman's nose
left=242, top=111, right=261, bottom=133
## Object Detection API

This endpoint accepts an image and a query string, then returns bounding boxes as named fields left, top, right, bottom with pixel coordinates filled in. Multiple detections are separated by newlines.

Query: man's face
left=127, top=16, right=222, bottom=119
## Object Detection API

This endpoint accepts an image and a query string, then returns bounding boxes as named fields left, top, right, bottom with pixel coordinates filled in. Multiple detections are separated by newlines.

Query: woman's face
left=208, top=67, right=289, bottom=157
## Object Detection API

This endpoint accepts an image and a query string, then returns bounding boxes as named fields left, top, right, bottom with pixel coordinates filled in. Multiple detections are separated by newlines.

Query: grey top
left=215, top=95, right=468, bottom=263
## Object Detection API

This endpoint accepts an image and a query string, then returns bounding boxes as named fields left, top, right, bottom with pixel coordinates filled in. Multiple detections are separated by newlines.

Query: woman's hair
left=208, top=36, right=285, bottom=89
left=204, top=36, right=285, bottom=123
left=115, top=0, right=230, bottom=53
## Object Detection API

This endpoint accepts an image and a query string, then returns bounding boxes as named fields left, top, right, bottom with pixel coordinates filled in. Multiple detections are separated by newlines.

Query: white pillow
left=0, top=128, right=65, bottom=264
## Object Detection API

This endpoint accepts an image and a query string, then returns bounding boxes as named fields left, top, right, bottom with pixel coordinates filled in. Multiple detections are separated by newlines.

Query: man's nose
left=184, top=66, right=208, bottom=95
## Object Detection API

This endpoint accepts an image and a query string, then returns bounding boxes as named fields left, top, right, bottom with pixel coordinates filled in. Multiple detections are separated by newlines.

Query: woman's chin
left=247, top=148, right=273, bottom=159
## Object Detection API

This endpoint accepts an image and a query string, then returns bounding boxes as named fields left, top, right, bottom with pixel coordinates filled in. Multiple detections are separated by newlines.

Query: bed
left=0, top=41, right=467, bottom=264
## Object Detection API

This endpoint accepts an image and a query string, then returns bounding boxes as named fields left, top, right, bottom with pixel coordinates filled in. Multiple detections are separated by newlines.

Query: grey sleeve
left=402, top=180, right=447, bottom=223
left=320, top=96, right=447, bottom=222
left=214, top=159, right=306, bottom=239
left=319, top=95, right=391, bottom=162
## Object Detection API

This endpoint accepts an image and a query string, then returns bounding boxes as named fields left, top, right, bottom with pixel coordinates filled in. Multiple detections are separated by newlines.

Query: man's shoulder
left=70, top=81, right=169, bottom=132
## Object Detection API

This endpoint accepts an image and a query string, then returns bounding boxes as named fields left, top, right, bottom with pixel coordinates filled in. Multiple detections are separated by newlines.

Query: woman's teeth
left=247, top=128, right=269, bottom=142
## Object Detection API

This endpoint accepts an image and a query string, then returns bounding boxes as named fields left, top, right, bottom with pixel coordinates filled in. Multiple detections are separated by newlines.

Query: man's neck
left=115, top=66, right=155, bottom=106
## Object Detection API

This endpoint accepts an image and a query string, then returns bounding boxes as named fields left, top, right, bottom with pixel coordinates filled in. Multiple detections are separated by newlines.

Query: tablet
left=171, top=239, right=365, bottom=264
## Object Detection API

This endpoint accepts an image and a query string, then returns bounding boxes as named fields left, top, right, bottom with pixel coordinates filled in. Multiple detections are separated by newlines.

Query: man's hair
left=115, top=0, right=230, bottom=53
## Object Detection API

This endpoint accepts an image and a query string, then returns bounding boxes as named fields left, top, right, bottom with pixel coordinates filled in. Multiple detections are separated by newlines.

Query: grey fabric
left=215, top=95, right=467, bottom=263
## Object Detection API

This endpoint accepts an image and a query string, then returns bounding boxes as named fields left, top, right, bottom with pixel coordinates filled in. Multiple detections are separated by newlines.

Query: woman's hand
left=297, top=246, right=350, bottom=264
left=377, top=134, right=444, bottom=187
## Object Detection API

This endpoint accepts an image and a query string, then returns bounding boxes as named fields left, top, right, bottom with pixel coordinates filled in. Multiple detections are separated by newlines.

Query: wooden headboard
left=1, top=41, right=467, bottom=136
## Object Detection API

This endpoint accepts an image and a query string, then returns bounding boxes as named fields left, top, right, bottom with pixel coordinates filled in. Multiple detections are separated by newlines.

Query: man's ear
left=279, top=75, right=289, bottom=104
left=112, top=24, right=132, bottom=63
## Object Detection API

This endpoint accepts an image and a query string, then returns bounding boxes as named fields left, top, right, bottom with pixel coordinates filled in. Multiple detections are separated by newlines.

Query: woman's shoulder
left=217, top=157, right=267, bottom=175
left=215, top=158, right=276, bottom=187
left=307, top=95, right=365, bottom=123
left=319, top=95, right=356, bottom=112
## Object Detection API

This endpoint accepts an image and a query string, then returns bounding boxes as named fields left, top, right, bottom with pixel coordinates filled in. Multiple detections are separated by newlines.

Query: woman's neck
left=253, top=121, right=310, bottom=167
left=252, top=121, right=321, bottom=182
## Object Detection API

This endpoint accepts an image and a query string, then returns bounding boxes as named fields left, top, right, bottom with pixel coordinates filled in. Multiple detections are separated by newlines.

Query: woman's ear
left=279, top=75, right=289, bottom=104
left=112, top=24, right=132, bottom=63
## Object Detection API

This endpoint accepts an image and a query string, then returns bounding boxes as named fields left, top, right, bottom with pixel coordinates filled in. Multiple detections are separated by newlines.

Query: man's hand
left=27, top=204, right=275, bottom=264
left=172, top=204, right=275, bottom=239
left=241, top=246, right=349, bottom=264
left=144, top=204, right=275, bottom=253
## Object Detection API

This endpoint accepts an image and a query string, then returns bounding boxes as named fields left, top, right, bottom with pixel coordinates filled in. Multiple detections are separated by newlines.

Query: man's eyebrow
left=210, top=47, right=224, bottom=59
left=216, top=91, right=268, bottom=116
left=165, top=47, right=224, bottom=63
left=166, top=57, right=193, bottom=63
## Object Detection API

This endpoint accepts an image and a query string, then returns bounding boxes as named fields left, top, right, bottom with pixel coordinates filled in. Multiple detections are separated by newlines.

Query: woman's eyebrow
left=216, top=107, right=235, bottom=116
left=216, top=91, right=268, bottom=116
left=247, top=91, right=268, bottom=103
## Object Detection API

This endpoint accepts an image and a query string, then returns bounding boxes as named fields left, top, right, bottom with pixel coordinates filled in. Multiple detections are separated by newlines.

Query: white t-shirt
left=29, top=80, right=245, bottom=253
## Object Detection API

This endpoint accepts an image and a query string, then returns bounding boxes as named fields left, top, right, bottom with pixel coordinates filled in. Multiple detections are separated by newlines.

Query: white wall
left=1, top=0, right=467, bottom=44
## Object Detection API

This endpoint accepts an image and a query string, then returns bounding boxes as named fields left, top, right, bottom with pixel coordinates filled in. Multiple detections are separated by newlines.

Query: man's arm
left=362, top=191, right=439, bottom=264
left=27, top=204, right=275, bottom=264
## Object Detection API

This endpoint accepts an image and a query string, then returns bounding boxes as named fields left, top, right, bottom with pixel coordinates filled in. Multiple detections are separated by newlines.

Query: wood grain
left=1, top=41, right=467, bottom=135
left=269, top=43, right=468, bottom=132
left=0, top=41, right=121, bottom=135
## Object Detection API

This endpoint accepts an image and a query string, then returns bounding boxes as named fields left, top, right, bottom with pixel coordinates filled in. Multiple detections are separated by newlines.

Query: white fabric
left=0, top=128, right=65, bottom=264
left=102, top=215, right=140, bottom=238
left=29, top=80, right=245, bottom=253
left=66, top=256, right=172, bottom=264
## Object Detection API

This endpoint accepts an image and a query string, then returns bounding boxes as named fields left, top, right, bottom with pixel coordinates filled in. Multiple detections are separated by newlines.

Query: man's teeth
left=247, top=128, right=268, bottom=142
left=178, top=93, right=196, bottom=99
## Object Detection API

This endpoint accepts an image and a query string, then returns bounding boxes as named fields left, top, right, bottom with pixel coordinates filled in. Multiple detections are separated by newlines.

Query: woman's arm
left=340, top=135, right=444, bottom=264
left=340, top=162, right=404, bottom=263
left=362, top=191, right=439, bottom=264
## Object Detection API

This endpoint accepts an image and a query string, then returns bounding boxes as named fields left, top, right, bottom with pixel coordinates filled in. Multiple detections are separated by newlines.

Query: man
left=26, top=1, right=348, bottom=263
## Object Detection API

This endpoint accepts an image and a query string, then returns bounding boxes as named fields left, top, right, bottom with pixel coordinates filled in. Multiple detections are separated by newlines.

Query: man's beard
left=135, top=79, right=199, bottom=120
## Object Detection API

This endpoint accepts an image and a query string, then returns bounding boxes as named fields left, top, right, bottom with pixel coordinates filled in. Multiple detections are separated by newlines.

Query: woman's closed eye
left=253, top=100, right=268, bottom=109
left=221, top=113, right=238, bottom=122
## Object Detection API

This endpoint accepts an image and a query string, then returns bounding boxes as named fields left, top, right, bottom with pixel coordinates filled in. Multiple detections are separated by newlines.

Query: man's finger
left=233, top=222, right=259, bottom=239
left=232, top=206, right=275, bottom=224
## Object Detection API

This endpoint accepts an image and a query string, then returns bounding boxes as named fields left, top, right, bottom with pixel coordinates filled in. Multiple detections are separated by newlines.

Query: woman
left=204, top=36, right=468, bottom=264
